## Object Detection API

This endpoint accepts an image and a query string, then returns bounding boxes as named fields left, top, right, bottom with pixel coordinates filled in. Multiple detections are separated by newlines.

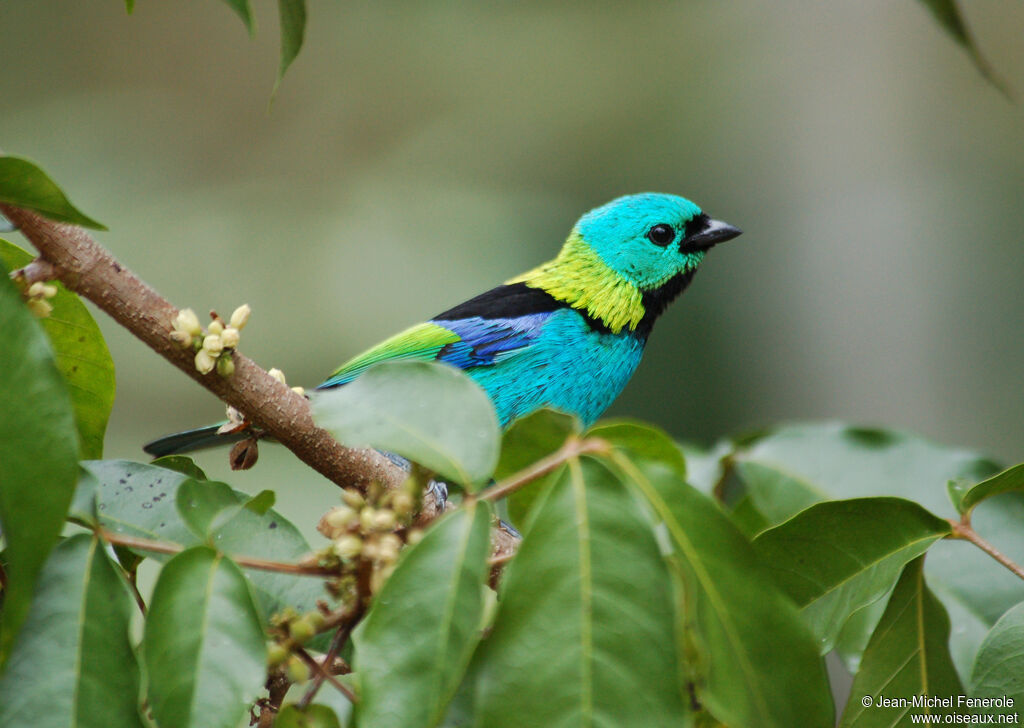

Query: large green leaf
left=313, top=361, right=500, bottom=489
left=493, top=408, right=579, bottom=527
left=729, top=422, right=1022, bottom=676
left=0, top=535, right=143, bottom=728
left=0, top=156, right=106, bottom=229
left=142, top=547, right=266, bottom=728
left=354, top=501, right=492, bottom=728
left=0, top=240, right=115, bottom=459
left=468, top=456, right=688, bottom=727
left=600, top=425, right=833, bottom=728
left=80, top=459, right=324, bottom=621
left=0, top=259, right=79, bottom=663
left=752, top=497, right=951, bottom=653
left=838, top=556, right=963, bottom=727
left=970, top=600, right=1024, bottom=710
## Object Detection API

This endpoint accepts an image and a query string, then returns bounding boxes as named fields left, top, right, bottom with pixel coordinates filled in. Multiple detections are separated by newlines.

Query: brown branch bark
left=3, top=204, right=519, bottom=558
left=1, top=204, right=404, bottom=493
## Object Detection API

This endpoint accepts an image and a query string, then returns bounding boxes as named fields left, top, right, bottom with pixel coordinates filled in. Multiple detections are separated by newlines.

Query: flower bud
left=220, top=326, right=240, bottom=348
left=27, top=298, right=53, bottom=318
left=341, top=490, right=365, bottom=509
left=27, top=281, right=46, bottom=298
left=216, top=355, right=235, bottom=377
left=170, top=330, right=193, bottom=348
left=202, top=334, right=224, bottom=355
left=268, top=368, right=287, bottom=385
left=207, top=319, right=224, bottom=336
left=361, top=539, right=380, bottom=560
left=288, top=616, right=316, bottom=643
left=325, top=505, right=358, bottom=531
left=390, top=491, right=414, bottom=517
left=291, top=386, right=306, bottom=397
left=285, top=656, right=310, bottom=684
left=266, top=643, right=289, bottom=668
left=194, top=348, right=216, bottom=374
left=230, top=303, right=251, bottom=330
left=406, top=529, right=424, bottom=546
left=174, top=308, right=202, bottom=336
left=41, top=284, right=58, bottom=299
left=372, top=510, right=397, bottom=532
left=359, top=507, right=378, bottom=532
left=378, top=534, right=402, bottom=564
left=333, top=534, right=363, bottom=560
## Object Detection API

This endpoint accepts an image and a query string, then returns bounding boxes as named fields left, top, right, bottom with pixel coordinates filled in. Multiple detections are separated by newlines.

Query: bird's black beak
left=681, top=217, right=743, bottom=252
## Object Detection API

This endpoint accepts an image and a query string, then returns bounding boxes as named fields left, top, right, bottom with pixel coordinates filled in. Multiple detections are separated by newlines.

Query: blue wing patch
left=433, top=313, right=551, bottom=370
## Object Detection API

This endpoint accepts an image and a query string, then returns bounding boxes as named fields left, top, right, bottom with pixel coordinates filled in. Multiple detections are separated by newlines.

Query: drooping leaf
left=467, top=456, right=689, bottom=727
left=493, top=408, right=579, bottom=527
left=916, top=0, right=1010, bottom=95
left=0, top=239, right=115, bottom=459
left=0, top=535, right=144, bottom=728
left=970, top=600, right=1024, bottom=709
left=600, top=428, right=833, bottom=728
left=175, top=478, right=241, bottom=539
left=220, top=0, right=254, bottom=35
left=275, top=0, right=306, bottom=90
left=0, top=259, right=79, bottom=663
left=838, top=556, right=963, bottom=727
left=752, top=497, right=951, bottom=653
left=312, top=361, right=500, bottom=489
left=81, top=459, right=324, bottom=622
left=353, top=501, right=492, bottom=728
left=957, top=462, right=1024, bottom=516
left=0, top=156, right=106, bottom=229
left=142, top=547, right=266, bottom=728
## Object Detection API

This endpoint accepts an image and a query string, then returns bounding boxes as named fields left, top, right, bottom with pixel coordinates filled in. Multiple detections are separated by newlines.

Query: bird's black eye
left=647, top=224, right=675, bottom=246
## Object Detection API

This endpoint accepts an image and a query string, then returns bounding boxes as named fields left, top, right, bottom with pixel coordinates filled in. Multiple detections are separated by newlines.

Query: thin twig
left=98, top=528, right=338, bottom=577
left=125, top=567, right=147, bottom=616
left=295, top=647, right=359, bottom=704
left=948, top=518, right=1024, bottom=582
left=478, top=436, right=611, bottom=502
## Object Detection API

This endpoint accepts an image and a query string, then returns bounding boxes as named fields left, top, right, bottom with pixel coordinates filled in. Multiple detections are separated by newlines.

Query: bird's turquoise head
left=510, top=193, right=741, bottom=334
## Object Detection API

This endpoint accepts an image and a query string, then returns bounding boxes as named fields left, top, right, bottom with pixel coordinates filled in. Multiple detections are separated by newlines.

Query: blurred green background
left=2, top=1, right=1023, bottom=530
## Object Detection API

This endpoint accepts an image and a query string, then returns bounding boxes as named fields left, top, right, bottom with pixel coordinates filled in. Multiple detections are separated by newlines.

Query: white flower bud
left=333, top=535, right=363, bottom=560
left=202, top=334, right=224, bottom=355
left=220, top=326, right=240, bottom=348
left=325, top=505, right=358, bottom=531
left=359, top=507, right=377, bottom=532
left=372, top=510, right=397, bottom=532
left=291, top=386, right=306, bottom=397
left=207, top=319, right=224, bottom=336
left=27, top=298, right=53, bottom=318
left=378, top=534, right=402, bottom=564
left=41, top=284, right=58, bottom=299
left=27, top=281, right=46, bottom=298
left=194, top=348, right=216, bottom=374
left=170, top=330, right=193, bottom=348
left=230, top=303, right=251, bottom=330
left=268, top=368, right=287, bottom=385
left=342, top=490, right=365, bottom=509
left=174, top=308, right=202, bottom=336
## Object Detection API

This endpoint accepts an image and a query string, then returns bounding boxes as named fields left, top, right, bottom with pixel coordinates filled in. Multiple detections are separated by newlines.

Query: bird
left=143, top=193, right=741, bottom=457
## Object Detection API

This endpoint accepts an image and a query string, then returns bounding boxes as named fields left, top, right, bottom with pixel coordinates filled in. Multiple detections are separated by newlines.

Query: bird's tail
left=143, top=423, right=246, bottom=458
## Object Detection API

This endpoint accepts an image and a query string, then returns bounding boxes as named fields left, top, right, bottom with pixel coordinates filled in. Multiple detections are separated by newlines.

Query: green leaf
left=0, top=535, right=144, bottom=728
left=124, top=0, right=134, bottom=13
left=142, top=547, right=266, bottom=728
left=970, top=600, right=1024, bottom=709
left=312, top=361, right=500, bottom=489
left=958, top=462, right=1024, bottom=516
left=353, top=501, right=492, bottom=728
left=468, top=456, right=689, bottom=727
left=175, top=478, right=241, bottom=539
left=606, top=444, right=833, bottom=727
left=275, top=0, right=306, bottom=90
left=276, top=704, right=343, bottom=728
left=0, top=259, right=79, bottom=663
left=82, top=459, right=325, bottom=622
left=493, top=408, right=579, bottom=527
left=0, top=239, right=115, bottom=459
left=838, top=556, right=963, bottom=727
left=220, top=0, right=254, bottom=35
left=916, top=0, right=1010, bottom=96
left=752, top=497, right=951, bottom=653
left=0, top=156, right=106, bottom=229
left=151, top=454, right=208, bottom=480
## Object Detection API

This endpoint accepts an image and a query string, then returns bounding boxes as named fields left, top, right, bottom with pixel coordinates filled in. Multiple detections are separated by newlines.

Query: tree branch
left=0, top=204, right=404, bottom=493
left=948, top=518, right=1024, bottom=582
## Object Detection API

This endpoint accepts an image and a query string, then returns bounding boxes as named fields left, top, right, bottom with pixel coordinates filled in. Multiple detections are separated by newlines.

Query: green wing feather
left=317, top=322, right=460, bottom=389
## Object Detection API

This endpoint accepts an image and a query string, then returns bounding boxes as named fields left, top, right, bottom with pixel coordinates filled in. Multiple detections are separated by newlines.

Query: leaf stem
left=97, top=528, right=338, bottom=577
left=948, top=518, right=1024, bottom=582
left=296, top=646, right=359, bottom=704
left=478, top=436, right=611, bottom=503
